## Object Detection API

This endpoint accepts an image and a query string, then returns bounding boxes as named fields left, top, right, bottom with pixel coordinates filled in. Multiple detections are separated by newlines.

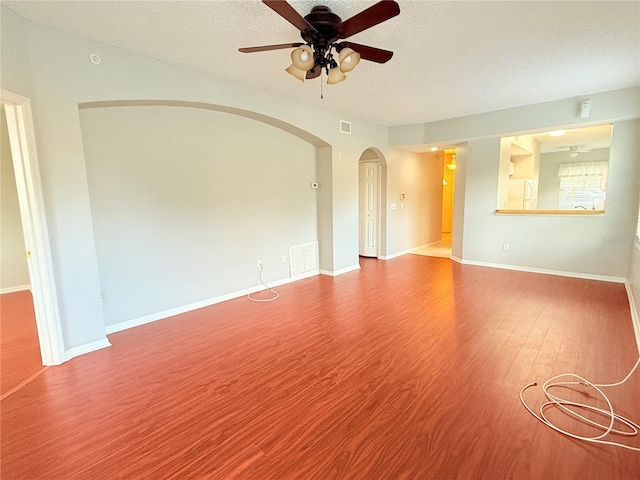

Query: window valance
left=558, top=161, right=608, bottom=176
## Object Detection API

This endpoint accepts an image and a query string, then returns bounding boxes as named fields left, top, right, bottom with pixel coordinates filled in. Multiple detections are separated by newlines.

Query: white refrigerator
left=507, top=178, right=534, bottom=209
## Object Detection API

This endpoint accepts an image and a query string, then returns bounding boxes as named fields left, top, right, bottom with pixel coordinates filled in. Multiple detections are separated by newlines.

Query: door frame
left=358, top=159, right=381, bottom=258
left=1, top=89, right=65, bottom=365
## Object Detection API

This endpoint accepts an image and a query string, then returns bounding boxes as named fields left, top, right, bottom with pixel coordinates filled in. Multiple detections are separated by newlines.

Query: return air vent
left=290, top=242, right=318, bottom=278
left=339, top=120, right=351, bottom=134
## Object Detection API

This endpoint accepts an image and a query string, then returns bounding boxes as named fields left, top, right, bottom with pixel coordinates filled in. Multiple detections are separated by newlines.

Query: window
left=557, top=161, right=608, bottom=210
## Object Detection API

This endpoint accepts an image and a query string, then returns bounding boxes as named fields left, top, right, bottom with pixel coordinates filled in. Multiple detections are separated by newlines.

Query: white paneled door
left=359, top=161, right=379, bottom=257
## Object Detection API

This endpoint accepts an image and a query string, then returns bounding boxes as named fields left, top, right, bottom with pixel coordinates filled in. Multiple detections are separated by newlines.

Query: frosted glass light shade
left=338, top=48, right=360, bottom=73
left=285, top=64, right=306, bottom=82
left=446, top=154, right=457, bottom=170
left=327, top=66, right=347, bottom=84
left=291, top=45, right=315, bottom=71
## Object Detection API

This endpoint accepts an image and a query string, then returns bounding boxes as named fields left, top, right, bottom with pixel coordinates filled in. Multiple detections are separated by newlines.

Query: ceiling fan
left=239, top=0, right=400, bottom=84
left=559, top=146, right=593, bottom=157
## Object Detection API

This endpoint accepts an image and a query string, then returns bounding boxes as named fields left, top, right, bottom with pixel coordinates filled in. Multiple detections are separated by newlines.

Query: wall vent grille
left=290, top=242, right=318, bottom=278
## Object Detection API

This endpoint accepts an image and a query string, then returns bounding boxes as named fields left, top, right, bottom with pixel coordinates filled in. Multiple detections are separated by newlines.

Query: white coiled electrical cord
left=247, top=263, right=279, bottom=302
left=520, top=356, right=640, bottom=451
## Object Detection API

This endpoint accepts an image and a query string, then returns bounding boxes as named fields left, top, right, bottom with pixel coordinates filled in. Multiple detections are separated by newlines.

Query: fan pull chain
left=320, top=69, right=324, bottom=99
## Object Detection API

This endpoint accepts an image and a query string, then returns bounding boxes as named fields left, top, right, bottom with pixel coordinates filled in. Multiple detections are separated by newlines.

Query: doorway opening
left=440, top=148, right=456, bottom=254
left=1, top=90, right=65, bottom=368
left=411, top=147, right=456, bottom=259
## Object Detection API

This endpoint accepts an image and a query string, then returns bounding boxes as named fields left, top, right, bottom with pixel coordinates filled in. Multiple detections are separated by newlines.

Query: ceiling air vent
left=339, top=120, right=351, bottom=134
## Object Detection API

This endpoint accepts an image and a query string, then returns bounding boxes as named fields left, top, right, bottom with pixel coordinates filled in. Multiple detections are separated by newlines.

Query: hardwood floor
left=0, top=290, right=43, bottom=399
left=1, top=256, right=639, bottom=479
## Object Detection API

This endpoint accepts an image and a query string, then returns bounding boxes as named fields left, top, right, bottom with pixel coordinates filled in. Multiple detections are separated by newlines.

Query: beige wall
left=1, top=106, right=30, bottom=291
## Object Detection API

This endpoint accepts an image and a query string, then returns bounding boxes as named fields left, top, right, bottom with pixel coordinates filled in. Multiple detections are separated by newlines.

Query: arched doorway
left=358, top=148, right=387, bottom=258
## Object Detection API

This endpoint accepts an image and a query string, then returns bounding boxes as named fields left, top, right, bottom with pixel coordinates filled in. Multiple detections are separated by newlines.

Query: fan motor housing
left=301, top=6, right=341, bottom=46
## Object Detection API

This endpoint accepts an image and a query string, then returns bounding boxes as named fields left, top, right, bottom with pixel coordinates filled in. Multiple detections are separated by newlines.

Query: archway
left=358, top=148, right=387, bottom=258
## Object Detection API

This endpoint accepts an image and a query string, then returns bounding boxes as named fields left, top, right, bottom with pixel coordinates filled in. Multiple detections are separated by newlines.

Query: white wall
left=1, top=107, right=30, bottom=291
left=80, top=105, right=317, bottom=327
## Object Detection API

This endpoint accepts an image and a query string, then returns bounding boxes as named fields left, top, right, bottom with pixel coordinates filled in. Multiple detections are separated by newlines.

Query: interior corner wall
left=384, top=149, right=442, bottom=255
left=80, top=105, right=317, bottom=326
left=1, top=107, right=30, bottom=290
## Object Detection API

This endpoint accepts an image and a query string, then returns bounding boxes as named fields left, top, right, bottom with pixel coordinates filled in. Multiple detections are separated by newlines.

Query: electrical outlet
left=503, top=243, right=509, bottom=251
left=100, top=292, right=107, bottom=302
left=281, top=255, right=286, bottom=263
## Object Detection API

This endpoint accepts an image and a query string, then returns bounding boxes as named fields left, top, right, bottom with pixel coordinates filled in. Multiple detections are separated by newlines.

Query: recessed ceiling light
left=549, top=130, right=565, bottom=136
left=430, top=147, right=439, bottom=151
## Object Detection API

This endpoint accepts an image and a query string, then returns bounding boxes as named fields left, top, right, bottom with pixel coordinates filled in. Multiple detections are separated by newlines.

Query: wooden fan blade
left=306, top=66, right=322, bottom=80
left=263, top=1, right=318, bottom=34
left=339, top=1, right=400, bottom=39
left=239, top=43, right=303, bottom=53
left=337, top=42, right=394, bottom=64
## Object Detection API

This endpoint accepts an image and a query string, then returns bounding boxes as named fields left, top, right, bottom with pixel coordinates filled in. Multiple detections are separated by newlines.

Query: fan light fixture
left=285, top=63, right=307, bottom=81
left=286, top=44, right=360, bottom=84
left=446, top=154, right=457, bottom=171
left=290, top=45, right=314, bottom=70
left=240, top=3, right=401, bottom=90
left=338, top=47, right=361, bottom=73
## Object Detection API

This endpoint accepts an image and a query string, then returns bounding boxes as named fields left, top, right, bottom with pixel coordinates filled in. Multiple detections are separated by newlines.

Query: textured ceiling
left=3, top=0, right=639, bottom=126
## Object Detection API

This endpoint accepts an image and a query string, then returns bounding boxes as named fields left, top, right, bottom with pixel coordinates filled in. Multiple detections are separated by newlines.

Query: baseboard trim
left=105, top=273, right=320, bottom=335
left=65, top=338, right=111, bottom=360
left=379, top=249, right=413, bottom=260
left=320, top=264, right=361, bottom=277
left=0, top=284, right=31, bottom=294
left=290, top=270, right=320, bottom=281
left=450, top=255, right=463, bottom=264
left=458, top=258, right=626, bottom=284
left=624, top=280, right=640, bottom=355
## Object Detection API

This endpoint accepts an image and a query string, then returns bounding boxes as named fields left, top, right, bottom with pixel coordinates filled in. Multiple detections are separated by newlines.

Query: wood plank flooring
left=1, top=256, right=639, bottom=479
left=0, top=290, right=43, bottom=399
